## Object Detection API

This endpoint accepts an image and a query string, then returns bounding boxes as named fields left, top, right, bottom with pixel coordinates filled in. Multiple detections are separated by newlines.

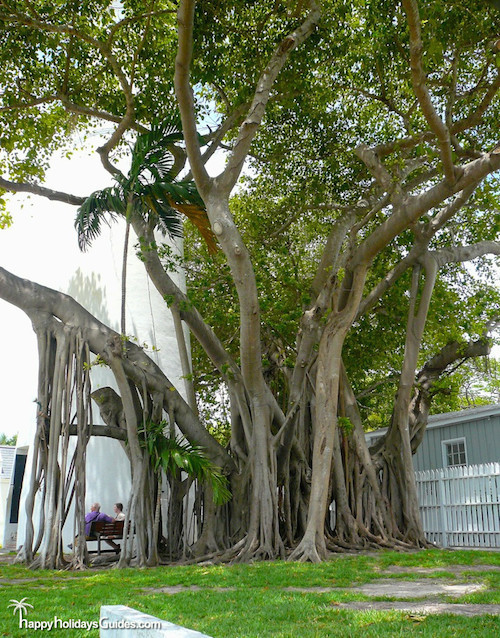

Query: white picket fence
left=415, top=463, right=500, bottom=548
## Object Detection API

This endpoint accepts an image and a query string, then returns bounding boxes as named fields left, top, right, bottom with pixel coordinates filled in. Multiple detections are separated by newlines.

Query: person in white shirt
left=113, top=502, right=125, bottom=521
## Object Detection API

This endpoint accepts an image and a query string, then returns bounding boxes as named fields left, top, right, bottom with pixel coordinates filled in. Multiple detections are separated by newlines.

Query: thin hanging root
left=20, top=319, right=95, bottom=570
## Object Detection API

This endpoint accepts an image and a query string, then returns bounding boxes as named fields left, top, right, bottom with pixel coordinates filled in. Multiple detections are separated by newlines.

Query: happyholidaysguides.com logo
left=7, top=597, right=162, bottom=631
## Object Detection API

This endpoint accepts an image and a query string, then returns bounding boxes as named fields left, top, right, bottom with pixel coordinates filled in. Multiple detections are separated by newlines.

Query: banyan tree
left=1, top=0, right=500, bottom=566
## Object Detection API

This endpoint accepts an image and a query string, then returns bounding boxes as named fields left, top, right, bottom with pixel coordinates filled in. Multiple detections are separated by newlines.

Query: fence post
left=438, top=469, right=448, bottom=548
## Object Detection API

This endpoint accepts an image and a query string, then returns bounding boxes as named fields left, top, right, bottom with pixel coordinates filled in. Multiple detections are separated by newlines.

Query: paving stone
left=335, top=601, right=500, bottom=616
left=354, top=579, right=485, bottom=598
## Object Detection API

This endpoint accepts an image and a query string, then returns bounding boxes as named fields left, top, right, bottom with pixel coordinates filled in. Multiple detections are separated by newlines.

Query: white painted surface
left=0, top=446, right=16, bottom=547
left=0, top=479, right=9, bottom=546
left=100, top=606, right=213, bottom=638
left=416, top=462, right=500, bottom=548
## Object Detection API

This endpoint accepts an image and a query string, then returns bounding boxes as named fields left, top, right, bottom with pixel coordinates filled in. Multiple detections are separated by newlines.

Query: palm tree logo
left=8, top=598, right=33, bottom=625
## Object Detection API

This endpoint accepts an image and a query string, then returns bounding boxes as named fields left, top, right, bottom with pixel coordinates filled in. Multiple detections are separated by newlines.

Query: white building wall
left=0, top=445, right=16, bottom=545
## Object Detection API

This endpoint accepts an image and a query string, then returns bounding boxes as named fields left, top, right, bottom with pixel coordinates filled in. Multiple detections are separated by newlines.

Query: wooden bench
left=87, top=520, right=126, bottom=555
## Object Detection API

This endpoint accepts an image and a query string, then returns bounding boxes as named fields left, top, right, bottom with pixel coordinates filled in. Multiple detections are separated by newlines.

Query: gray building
left=366, top=404, right=500, bottom=471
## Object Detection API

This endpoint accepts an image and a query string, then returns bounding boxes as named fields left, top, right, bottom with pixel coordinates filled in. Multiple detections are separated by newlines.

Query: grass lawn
left=0, top=549, right=499, bottom=637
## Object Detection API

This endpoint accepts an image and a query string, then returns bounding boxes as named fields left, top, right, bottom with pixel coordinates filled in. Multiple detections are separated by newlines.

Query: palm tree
left=75, top=116, right=215, bottom=334
left=8, top=598, right=33, bottom=624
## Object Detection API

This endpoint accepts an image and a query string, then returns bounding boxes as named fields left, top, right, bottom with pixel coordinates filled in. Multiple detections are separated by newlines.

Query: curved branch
left=356, top=151, right=500, bottom=268
left=217, top=2, right=321, bottom=194
left=0, top=266, right=235, bottom=473
left=200, top=103, right=249, bottom=168
left=453, top=70, right=500, bottom=136
left=0, top=176, right=85, bottom=205
left=2, top=9, right=103, bottom=48
left=95, top=38, right=136, bottom=173
left=358, top=184, right=476, bottom=317
left=0, top=94, right=59, bottom=113
left=106, top=8, right=175, bottom=45
left=133, top=220, right=241, bottom=381
left=2, top=6, right=137, bottom=174
left=355, top=144, right=392, bottom=190
left=417, top=338, right=492, bottom=391
left=59, top=96, right=149, bottom=133
left=402, top=0, right=455, bottom=184
left=431, top=240, right=500, bottom=267
left=374, top=71, right=500, bottom=159
left=174, top=0, right=212, bottom=197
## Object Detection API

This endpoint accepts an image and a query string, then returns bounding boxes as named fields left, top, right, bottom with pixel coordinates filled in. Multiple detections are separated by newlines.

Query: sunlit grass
left=0, top=549, right=498, bottom=637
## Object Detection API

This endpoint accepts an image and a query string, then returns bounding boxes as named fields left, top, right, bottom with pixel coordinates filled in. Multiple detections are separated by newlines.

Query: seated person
left=85, top=502, right=121, bottom=553
left=113, top=502, right=125, bottom=521
left=85, top=502, right=113, bottom=537
left=69, top=502, right=114, bottom=551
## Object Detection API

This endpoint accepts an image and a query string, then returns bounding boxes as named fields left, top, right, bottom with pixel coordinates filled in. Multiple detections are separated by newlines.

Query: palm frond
left=139, top=187, right=183, bottom=238
left=171, top=201, right=217, bottom=254
left=131, top=116, right=184, bottom=185
left=142, top=425, right=231, bottom=505
left=160, top=180, right=205, bottom=208
left=75, top=115, right=217, bottom=254
left=155, top=208, right=184, bottom=238
left=75, top=186, right=124, bottom=250
left=147, top=181, right=217, bottom=253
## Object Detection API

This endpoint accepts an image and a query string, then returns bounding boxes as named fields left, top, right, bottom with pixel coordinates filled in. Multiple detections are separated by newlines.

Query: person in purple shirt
left=68, top=502, right=114, bottom=552
left=85, top=502, right=113, bottom=537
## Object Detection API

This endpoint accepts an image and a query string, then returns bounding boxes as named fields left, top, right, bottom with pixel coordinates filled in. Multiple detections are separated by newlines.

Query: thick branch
left=356, top=151, right=500, bottom=267
left=312, top=211, right=355, bottom=295
left=133, top=220, right=242, bottom=381
left=174, top=0, right=212, bottom=197
left=176, top=0, right=320, bottom=198
left=0, top=176, right=85, bottom=205
left=218, top=2, right=321, bottom=194
left=355, top=145, right=392, bottom=190
left=68, top=424, right=126, bottom=441
left=431, top=240, right=500, bottom=267
left=417, top=338, right=492, bottom=390
left=358, top=184, right=476, bottom=317
left=0, top=266, right=235, bottom=472
left=402, top=0, right=455, bottom=184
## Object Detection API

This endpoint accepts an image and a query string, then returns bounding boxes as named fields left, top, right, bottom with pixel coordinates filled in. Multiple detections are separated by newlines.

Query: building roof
left=366, top=403, right=500, bottom=441
left=0, top=445, right=16, bottom=481
left=427, top=403, right=500, bottom=428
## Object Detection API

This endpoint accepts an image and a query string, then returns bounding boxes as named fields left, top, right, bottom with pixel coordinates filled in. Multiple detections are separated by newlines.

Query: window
left=442, top=438, right=467, bottom=467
